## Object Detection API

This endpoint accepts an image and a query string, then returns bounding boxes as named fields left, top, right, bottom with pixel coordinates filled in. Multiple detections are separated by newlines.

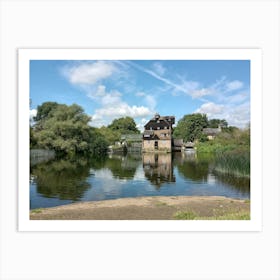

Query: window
left=157, top=127, right=160, bottom=130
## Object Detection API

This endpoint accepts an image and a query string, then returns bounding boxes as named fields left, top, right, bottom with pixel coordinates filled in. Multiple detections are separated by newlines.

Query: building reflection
left=142, top=153, right=175, bottom=189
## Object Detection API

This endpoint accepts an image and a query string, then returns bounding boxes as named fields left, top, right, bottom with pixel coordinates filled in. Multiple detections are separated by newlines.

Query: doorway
left=154, top=141, right=158, bottom=150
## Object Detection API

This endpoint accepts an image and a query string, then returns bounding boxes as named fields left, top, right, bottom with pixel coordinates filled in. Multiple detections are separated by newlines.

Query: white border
left=18, top=48, right=262, bottom=232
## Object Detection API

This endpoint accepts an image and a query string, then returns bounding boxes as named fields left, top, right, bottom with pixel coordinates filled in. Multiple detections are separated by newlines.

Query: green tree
left=97, top=126, right=121, bottom=145
left=30, top=126, right=37, bottom=148
left=34, top=102, right=59, bottom=121
left=108, top=117, right=140, bottom=135
left=173, top=113, right=208, bottom=142
left=89, top=128, right=109, bottom=155
left=208, top=118, right=228, bottom=128
left=33, top=102, right=108, bottom=156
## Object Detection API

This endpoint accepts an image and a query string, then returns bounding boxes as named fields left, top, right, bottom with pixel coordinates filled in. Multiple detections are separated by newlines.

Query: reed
left=214, top=150, right=250, bottom=178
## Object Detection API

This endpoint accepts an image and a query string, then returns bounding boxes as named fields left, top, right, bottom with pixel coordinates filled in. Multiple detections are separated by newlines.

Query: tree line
left=30, top=101, right=248, bottom=157
left=30, top=102, right=140, bottom=156
left=173, top=113, right=232, bottom=142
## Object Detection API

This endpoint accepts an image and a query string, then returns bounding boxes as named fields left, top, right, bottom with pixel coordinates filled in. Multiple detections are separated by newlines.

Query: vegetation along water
left=30, top=102, right=250, bottom=210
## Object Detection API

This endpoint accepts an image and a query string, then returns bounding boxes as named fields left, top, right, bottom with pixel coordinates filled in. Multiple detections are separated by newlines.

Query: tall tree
left=97, top=126, right=121, bottom=145
left=208, top=118, right=228, bottom=128
left=33, top=102, right=107, bottom=156
left=108, top=117, right=140, bottom=135
left=173, top=113, right=208, bottom=142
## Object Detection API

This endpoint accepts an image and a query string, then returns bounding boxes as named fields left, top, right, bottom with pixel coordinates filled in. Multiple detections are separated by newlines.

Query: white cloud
left=135, top=92, right=146, bottom=97
left=226, top=91, right=249, bottom=104
left=195, top=102, right=224, bottom=118
left=62, top=61, right=116, bottom=85
left=29, top=108, right=37, bottom=124
left=226, top=80, right=243, bottom=92
left=29, top=109, right=37, bottom=126
left=129, top=61, right=214, bottom=99
left=227, top=103, right=250, bottom=128
left=90, top=86, right=153, bottom=127
left=153, top=62, right=166, bottom=76
left=91, top=105, right=152, bottom=127
left=136, top=118, right=149, bottom=132
left=144, top=95, right=157, bottom=110
left=195, top=101, right=250, bottom=128
left=29, top=109, right=37, bottom=119
left=190, top=88, right=212, bottom=98
left=136, top=92, right=157, bottom=110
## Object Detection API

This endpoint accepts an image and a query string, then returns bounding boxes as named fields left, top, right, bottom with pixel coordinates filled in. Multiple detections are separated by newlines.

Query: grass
left=213, top=150, right=250, bottom=178
left=195, top=129, right=250, bottom=178
left=174, top=210, right=250, bottom=220
left=155, top=201, right=168, bottom=207
left=174, top=211, right=197, bottom=220
left=31, top=208, right=43, bottom=214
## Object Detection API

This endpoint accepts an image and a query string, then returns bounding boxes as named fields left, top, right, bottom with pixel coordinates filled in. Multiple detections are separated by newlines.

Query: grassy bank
left=30, top=196, right=250, bottom=220
left=174, top=209, right=250, bottom=220
left=213, top=150, right=250, bottom=178
left=196, top=128, right=250, bottom=178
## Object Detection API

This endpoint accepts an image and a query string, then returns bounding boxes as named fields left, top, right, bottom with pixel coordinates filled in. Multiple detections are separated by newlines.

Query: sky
left=30, top=59, right=250, bottom=131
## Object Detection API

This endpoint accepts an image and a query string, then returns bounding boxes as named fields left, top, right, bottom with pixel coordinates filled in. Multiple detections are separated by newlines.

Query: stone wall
left=142, top=139, right=172, bottom=152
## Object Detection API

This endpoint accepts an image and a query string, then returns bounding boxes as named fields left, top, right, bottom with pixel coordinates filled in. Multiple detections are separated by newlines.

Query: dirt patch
left=30, top=196, right=250, bottom=220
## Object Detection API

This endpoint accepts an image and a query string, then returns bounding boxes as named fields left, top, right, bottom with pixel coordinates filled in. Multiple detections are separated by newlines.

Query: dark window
left=155, top=141, right=158, bottom=150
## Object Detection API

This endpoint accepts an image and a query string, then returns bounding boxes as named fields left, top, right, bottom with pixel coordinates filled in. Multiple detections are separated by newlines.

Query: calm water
left=30, top=152, right=250, bottom=209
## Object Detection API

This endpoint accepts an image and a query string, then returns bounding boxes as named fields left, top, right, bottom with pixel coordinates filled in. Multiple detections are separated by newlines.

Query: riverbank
left=30, top=196, right=250, bottom=220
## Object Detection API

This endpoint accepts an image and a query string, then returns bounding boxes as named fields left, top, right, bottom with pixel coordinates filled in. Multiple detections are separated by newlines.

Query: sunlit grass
left=174, top=211, right=197, bottom=220
left=174, top=210, right=250, bottom=220
left=31, top=208, right=43, bottom=214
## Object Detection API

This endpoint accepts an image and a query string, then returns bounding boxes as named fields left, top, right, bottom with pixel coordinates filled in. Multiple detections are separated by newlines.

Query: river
left=30, top=152, right=250, bottom=209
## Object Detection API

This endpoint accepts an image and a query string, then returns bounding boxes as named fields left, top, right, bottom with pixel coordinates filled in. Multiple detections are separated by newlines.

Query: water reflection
left=104, top=154, right=140, bottom=179
left=213, top=173, right=250, bottom=195
left=30, top=152, right=250, bottom=209
left=174, top=152, right=212, bottom=182
left=31, top=158, right=91, bottom=200
left=143, top=153, right=175, bottom=189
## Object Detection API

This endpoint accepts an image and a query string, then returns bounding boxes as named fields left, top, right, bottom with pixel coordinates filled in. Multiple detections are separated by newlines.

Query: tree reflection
left=31, top=158, right=91, bottom=201
left=176, top=153, right=210, bottom=182
left=143, top=153, right=175, bottom=189
left=104, top=154, right=140, bottom=179
left=214, top=173, right=250, bottom=195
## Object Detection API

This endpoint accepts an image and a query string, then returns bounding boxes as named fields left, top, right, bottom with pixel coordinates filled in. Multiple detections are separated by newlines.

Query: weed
left=174, top=211, right=197, bottom=220
left=31, top=208, right=43, bottom=214
left=174, top=210, right=250, bottom=220
left=155, top=201, right=168, bottom=207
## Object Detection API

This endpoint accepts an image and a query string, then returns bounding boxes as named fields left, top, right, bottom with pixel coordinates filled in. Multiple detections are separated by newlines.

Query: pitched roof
left=144, top=114, right=175, bottom=130
left=203, top=128, right=221, bottom=136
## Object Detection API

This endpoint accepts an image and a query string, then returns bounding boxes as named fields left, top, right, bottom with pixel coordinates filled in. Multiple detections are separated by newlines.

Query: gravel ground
left=30, top=196, right=250, bottom=220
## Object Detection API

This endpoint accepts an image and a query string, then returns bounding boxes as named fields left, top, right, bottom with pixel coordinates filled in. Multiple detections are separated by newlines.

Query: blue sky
left=30, top=59, right=250, bottom=130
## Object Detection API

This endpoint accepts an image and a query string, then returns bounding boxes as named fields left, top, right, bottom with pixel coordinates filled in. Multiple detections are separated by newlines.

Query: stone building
left=202, top=126, right=222, bottom=140
left=142, top=113, right=175, bottom=153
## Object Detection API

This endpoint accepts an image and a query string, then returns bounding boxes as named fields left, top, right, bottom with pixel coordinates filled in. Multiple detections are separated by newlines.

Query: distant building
left=202, top=126, right=222, bottom=140
left=142, top=113, right=175, bottom=152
